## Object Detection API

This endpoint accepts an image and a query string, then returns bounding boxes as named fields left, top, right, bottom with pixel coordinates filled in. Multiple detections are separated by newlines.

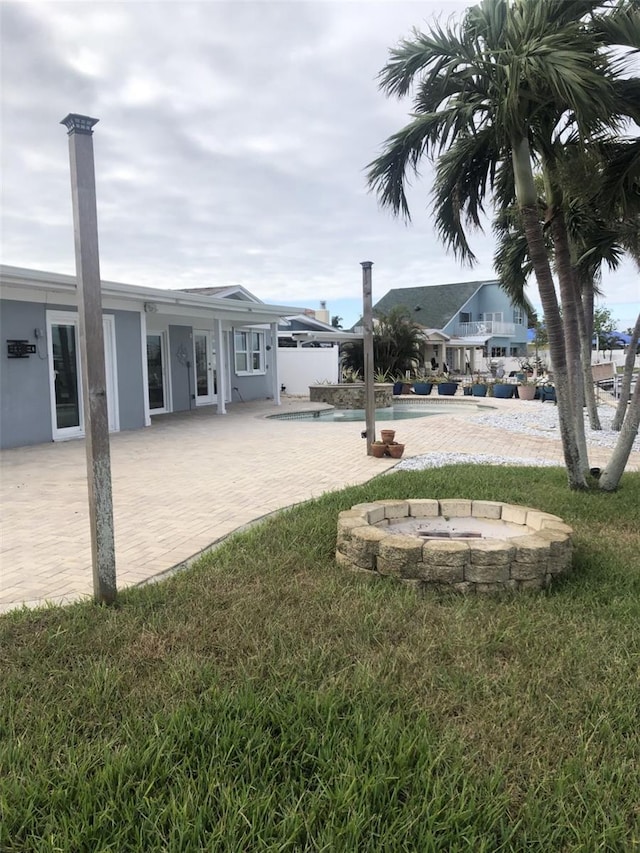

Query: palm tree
left=367, top=0, right=638, bottom=490
left=341, top=306, right=424, bottom=378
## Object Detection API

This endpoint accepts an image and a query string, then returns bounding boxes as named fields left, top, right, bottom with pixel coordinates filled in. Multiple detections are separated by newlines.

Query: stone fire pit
left=336, top=499, right=573, bottom=594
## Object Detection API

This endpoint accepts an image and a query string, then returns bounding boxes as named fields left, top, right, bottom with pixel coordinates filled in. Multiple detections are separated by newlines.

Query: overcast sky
left=1, top=0, right=638, bottom=330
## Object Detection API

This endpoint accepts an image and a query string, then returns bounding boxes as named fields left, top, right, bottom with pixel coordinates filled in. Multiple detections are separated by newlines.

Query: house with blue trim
left=367, top=280, right=532, bottom=373
left=0, top=265, right=304, bottom=449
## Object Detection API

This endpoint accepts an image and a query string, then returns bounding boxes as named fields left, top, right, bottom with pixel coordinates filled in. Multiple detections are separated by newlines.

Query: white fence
left=277, top=345, right=340, bottom=396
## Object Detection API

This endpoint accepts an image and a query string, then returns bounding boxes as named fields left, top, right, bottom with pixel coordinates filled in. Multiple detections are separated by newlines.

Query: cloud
left=1, top=0, right=638, bottom=331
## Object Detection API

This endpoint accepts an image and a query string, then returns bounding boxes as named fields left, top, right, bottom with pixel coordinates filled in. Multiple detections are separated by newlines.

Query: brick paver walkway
left=1, top=396, right=637, bottom=612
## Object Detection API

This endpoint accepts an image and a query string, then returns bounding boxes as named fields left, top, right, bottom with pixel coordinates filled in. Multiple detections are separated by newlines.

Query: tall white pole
left=61, top=113, right=117, bottom=604
left=361, top=261, right=375, bottom=454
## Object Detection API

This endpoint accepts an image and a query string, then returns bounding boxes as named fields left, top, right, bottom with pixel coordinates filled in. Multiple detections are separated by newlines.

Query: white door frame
left=47, top=310, right=84, bottom=441
left=103, top=315, right=119, bottom=432
left=193, top=329, right=214, bottom=406
left=146, top=330, right=171, bottom=415
left=47, top=310, right=119, bottom=441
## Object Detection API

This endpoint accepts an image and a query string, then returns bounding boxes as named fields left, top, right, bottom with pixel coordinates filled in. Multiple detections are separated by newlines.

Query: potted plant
left=412, top=381, right=433, bottom=395
left=492, top=381, right=515, bottom=399
left=470, top=372, right=488, bottom=397
left=539, top=383, right=556, bottom=403
left=433, top=374, right=459, bottom=396
left=517, top=377, right=536, bottom=400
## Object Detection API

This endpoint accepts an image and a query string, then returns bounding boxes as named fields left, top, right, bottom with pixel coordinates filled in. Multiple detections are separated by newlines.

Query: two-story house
left=369, top=280, right=532, bottom=374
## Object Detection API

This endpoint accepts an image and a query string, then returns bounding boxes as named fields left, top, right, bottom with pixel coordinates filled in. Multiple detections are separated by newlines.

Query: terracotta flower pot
left=371, top=443, right=388, bottom=458
left=517, top=384, right=536, bottom=401
left=386, top=442, right=405, bottom=459
left=380, top=429, right=396, bottom=445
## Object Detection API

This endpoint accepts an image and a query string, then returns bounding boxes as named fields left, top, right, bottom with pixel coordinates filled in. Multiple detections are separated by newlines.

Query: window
left=510, top=346, right=521, bottom=357
left=491, top=346, right=507, bottom=358
left=234, top=329, right=265, bottom=375
left=513, top=307, right=524, bottom=325
left=460, top=311, right=471, bottom=323
left=482, top=312, right=503, bottom=323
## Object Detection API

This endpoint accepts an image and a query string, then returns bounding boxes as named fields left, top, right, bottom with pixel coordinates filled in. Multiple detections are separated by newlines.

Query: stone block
left=382, top=501, right=410, bottom=519
left=419, top=563, right=465, bottom=583
left=518, top=577, right=545, bottom=591
left=335, top=550, right=353, bottom=569
left=465, top=562, right=510, bottom=583
left=344, top=526, right=388, bottom=568
left=349, top=503, right=386, bottom=524
left=336, top=514, right=368, bottom=544
left=336, top=551, right=377, bottom=578
left=408, top=499, right=440, bottom=518
left=471, top=500, right=504, bottom=519
left=511, top=535, right=551, bottom=564
left=525, top=510, right=562, bottom=531
left=438, top=499, right=472, bottom=518
left=422, top=540, right=470, bottom=567
left=474, top=582, right=508, bottom=594
left=535, top=529, right=572, bottom=574
left=452, top=582, right=474, bottom=595
left=501, top=504, right=532, bottom=526
left=510, top=561, right=545, bottom=581
left=539, top=519, right=574, bottom=536
left=378, top=535, right=424, bottom=577
left=468, top=540, right=515, bottom=566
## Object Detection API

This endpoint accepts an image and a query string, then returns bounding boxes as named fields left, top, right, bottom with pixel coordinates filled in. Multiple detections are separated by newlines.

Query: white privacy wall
left=278, top=346, right=340, bottom=396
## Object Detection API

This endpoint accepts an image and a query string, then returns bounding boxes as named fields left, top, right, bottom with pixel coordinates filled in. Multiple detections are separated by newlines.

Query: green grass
left=1, top=465, right=639, bottom=851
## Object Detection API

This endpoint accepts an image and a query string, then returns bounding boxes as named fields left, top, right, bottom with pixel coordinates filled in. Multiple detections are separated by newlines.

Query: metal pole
left=61, top=113, right=117, bottom=604
left=361, top=261, right=375, bottom=454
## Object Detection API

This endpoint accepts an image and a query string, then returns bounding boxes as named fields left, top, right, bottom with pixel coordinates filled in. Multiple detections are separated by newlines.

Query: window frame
left=234, top=328, right=266, bottom=376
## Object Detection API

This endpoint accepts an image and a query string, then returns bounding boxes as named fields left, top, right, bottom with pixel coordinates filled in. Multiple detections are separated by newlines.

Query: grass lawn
left=1, top=465, right=639, bottom=851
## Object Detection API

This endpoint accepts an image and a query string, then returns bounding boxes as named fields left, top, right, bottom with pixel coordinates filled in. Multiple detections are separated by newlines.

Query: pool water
left=270, top=404, right=488, bottom=422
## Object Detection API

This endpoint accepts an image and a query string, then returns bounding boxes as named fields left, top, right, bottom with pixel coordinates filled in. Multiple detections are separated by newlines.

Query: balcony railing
left=455, top=321, right=516, bottom=338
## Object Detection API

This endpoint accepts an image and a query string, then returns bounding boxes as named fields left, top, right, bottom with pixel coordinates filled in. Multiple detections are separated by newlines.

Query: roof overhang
left=0, top=265, right=305, bottom=324
left=287, top=330, right=363, bottom=343
left=450, top=335, right=491, bottom=345
left=420, top=328, right=450, bottom=342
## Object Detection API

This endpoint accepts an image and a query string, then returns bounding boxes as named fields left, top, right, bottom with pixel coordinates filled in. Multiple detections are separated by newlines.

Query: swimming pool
left=269, top=402, right=492, bottom=422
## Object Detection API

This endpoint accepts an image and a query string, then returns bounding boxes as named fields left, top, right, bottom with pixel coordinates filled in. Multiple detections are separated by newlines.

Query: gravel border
left=395, top=404, right=638, bottom=472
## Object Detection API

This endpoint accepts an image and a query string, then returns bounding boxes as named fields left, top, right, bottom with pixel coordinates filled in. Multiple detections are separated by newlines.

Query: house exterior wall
left=0, top=300, right=146, bottom=448
left=112, top=309, right=145, bottom=430
left=445, top=283, right=528, bottom=339
left=0, top=299, right=51, bottom=448
left=443, top=283, right=528, bottom=359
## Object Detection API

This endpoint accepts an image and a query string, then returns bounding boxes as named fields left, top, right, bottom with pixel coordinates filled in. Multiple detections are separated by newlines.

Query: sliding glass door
left=146, top=332, right=168, bottom=413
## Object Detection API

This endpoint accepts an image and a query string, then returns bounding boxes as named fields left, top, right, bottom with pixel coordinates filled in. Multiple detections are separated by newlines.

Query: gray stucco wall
left=1, top=301, right=147, bottom=448
left=0, top=299, right=52, bottom=448
left=230, top=329, right=275, bottom=402
left=169, top=325, right=193, bottom=412
left=112, top=310, right=145, bottom=430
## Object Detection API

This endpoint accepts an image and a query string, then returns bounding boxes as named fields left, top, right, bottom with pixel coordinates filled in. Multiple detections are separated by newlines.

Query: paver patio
left=1, top=396, right=637, bottom=612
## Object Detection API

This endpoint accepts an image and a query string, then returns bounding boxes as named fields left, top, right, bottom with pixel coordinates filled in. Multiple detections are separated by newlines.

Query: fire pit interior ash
left=336, top=499, right=573, bottom=595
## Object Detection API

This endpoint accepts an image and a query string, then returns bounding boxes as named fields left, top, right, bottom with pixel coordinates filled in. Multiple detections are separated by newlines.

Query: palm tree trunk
left=550, top=212, right=589, bottom=473
left=512, top=138, right=587, bottom=490
left=599, top=373, right=640, bottom=491
left=611, top=312, right=640, bottom=431
left=579, top=276, right=601, bottom=430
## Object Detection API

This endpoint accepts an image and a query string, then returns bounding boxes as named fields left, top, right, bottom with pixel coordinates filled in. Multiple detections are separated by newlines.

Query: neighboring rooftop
left=369, top=281, right=488, bottom=329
